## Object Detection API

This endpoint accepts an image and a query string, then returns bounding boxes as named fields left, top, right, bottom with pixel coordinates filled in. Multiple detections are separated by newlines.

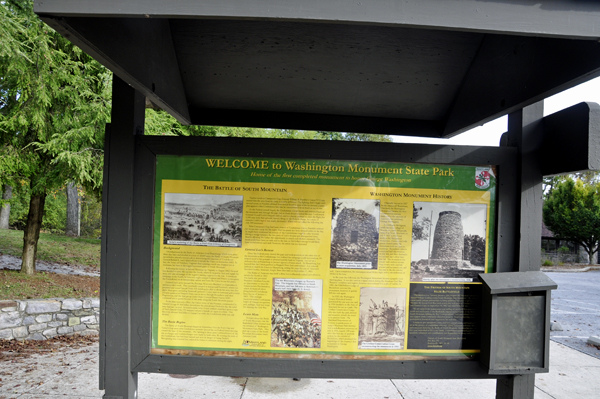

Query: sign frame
left=126, top=134, right=518, bottom=379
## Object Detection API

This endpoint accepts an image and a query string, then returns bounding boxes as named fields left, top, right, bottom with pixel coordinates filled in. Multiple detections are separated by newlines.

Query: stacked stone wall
left=0, top=298, right=99, bottom=340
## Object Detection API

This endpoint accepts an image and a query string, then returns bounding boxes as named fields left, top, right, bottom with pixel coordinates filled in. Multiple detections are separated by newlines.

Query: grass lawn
left=0, top=229, right=100, bottom=268
left=0, top=229, right=100, bottom=299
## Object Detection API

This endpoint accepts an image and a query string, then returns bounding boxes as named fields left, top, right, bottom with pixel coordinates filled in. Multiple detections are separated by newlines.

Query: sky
left=392, top=76, right=600, bottom=147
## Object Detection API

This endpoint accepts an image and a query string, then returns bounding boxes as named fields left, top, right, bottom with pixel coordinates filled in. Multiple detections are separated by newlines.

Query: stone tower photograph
left=410, top=202, right=488, bottom=282
left=330, top=198, right=380, bottom=269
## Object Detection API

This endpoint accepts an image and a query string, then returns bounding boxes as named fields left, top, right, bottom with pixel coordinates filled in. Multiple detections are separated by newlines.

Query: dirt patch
left=0, top=269, right=99, bottom=300
left=0, top=334, right=98, bottom=360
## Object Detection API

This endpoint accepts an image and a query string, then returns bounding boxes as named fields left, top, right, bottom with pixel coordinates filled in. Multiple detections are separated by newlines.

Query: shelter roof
left=541, top=222, right=555, bottom=239
left=35, top=1, right=600, bottom=137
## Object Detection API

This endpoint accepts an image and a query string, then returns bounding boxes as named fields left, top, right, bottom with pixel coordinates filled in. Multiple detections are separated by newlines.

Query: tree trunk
left=21, top=192, right=46, bottom=275
left=585, top=246, right=595, bottom=265
left=0, top=185, right=12, bottom=229
left=65, top=182, right=80, bottom=236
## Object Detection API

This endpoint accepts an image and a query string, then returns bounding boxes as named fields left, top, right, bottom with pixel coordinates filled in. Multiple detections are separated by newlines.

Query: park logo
left=241, top=339, right=267, bottom=348
left=475, top=167, right=493, bottom=189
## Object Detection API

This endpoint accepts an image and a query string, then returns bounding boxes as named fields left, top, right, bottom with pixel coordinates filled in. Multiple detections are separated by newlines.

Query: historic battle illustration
left=358, top=287, right=406, bottom=350
left=163, top=193, right=243, bottom=247
left=411, top=202, right=487, bottom=281
left=271, top=279, right=322, bottom=349
left=330, top=198, right=380, bottom=269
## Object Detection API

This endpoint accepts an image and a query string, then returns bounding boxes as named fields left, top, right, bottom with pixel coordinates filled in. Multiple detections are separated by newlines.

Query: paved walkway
left=0, top=340, right=598, bottom=398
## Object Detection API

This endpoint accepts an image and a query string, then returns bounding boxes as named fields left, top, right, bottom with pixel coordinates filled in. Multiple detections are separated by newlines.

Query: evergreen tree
left=0, top=0, right=110, bottom=274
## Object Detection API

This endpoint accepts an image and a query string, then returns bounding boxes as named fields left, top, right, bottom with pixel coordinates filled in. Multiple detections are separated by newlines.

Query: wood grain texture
left=134, top=352, right=496, bottom=380
left=101, top=76, right=145, bottom=398
left=35, top=0, right=600, bottom=39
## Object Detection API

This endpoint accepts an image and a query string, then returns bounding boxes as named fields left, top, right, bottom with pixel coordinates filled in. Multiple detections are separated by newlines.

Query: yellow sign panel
left=152, top=156, right=495, bottom=358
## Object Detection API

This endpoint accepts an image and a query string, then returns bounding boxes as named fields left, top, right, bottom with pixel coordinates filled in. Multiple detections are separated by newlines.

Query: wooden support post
left=100, top=75, right=145, bottom=399
left=496, top=102, right=544, bottom=398
left=497, top=374, right=536, bottom=398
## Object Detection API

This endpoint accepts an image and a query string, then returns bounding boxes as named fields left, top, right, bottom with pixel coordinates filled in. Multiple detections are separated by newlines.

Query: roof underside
left=36, top=0, right=600, bottom=137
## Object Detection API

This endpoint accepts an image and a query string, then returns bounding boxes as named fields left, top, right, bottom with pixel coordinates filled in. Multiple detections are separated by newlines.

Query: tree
left=543, top=178, right=600, bottom=265
left=412, top=204, right=431, bottom=242
left=144, top=108, right=393, bottom=142
left=65, top=182, right=80, bottom=236
left=0, top=184, right=11, bottom=229
left=544, top=171, right=600, bottom=199
left=0, top=0, right=110, bottom=274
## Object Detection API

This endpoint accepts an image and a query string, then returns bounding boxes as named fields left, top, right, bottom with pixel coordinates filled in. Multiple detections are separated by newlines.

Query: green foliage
left=80, top=191, right=102, bottom=237
left=6, top=182, right=100, bottom=236
left=0, top=0, right=110, bottom=196
left=318, top=131, right=392, bottom=142
left=544, top=172, right=600, bottom=199
left=557, top=246, right=571, bottom=254
left=543, top=178, right=600, bottom=265
left=41, top=188, right=67, bottom=233
left=144, top=109, right=392, bottom=142
left=7, top=181, right=30, bottom=229
left=0, top=0, right=110, bottom=271
left=542, top=259, right=554, bottom=267
left=7, top=183, right=66, bottom=233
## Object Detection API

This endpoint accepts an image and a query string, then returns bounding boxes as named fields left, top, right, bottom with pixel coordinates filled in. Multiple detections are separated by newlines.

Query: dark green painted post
left=100, top=76, right=145, bottom=399
left=496, top=102, right=544, bottom=398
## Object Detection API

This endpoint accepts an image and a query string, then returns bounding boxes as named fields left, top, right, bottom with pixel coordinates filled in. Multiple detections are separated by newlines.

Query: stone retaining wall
left=0, top=298, right=99, bottom=340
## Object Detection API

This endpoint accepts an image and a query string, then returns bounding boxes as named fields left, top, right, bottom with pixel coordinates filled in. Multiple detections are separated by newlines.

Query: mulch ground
left=0, top=269, right=99, bottom=300
left=0, top=334, right=98, bottom=361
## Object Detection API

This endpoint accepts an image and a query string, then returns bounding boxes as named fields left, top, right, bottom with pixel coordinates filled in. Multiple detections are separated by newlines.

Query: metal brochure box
left=479, top=271, right=557, bottom=375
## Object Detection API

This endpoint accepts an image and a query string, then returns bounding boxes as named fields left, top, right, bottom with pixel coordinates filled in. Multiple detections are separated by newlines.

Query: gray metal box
left=479, top=271, right=557, bottom=375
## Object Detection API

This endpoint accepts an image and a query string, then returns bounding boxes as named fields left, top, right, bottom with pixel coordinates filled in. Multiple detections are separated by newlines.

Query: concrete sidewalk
left=0, top=340, right=598, bottom=398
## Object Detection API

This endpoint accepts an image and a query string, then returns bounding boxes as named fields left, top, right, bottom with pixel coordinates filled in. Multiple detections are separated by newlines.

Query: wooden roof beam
left=41, top=16, right=191, bottom=125
left=444, top=36, right=600, bottom=137
left=36, top=0, right=600, bottom=40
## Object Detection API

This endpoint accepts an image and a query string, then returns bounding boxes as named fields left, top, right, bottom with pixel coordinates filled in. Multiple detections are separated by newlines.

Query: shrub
left=557, top=246, right=571, bottom=254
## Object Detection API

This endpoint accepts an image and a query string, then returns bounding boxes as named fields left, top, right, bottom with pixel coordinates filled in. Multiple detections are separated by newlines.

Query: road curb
left=542, top=266, right=600, bottom=273
left=588, top=336, right=600, bottom=347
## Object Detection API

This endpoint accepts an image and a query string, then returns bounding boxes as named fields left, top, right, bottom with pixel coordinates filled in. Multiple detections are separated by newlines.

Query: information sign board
left=151, top=155, right=496, bottom=360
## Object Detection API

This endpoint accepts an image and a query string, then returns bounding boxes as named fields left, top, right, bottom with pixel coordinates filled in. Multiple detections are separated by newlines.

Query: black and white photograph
left=271, top=279, right=322, bottom=349
left=411, top=202, right=487, bottom=282
left=330, top=198, right=380, bottom=269
left=163, top=193, right=243, bottom=247
left=358, top=287, right=406, bottom=350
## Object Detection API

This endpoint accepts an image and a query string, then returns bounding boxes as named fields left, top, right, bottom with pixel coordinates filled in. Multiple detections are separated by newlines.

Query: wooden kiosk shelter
left=35, top=2, right=600, bottom=399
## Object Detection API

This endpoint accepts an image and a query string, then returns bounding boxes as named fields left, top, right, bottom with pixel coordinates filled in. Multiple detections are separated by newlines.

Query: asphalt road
left=546, top=270, right=600, bottom=359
